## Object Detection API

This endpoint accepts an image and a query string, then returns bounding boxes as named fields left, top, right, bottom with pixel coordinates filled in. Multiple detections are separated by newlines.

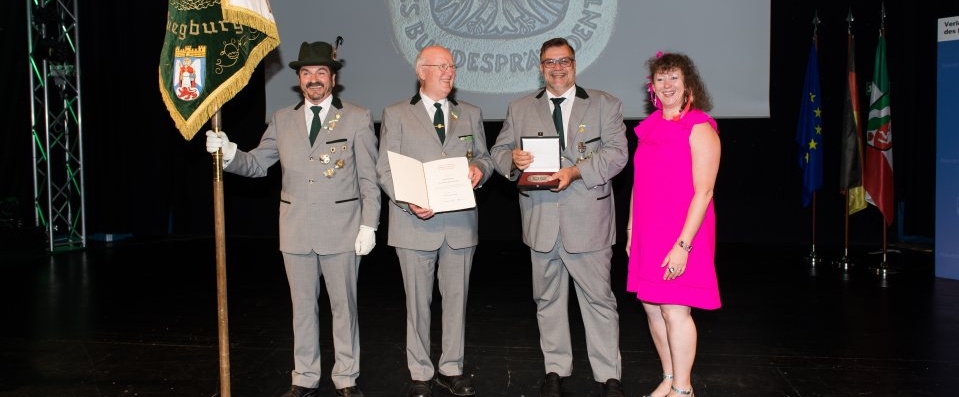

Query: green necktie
left=433, top=103, right=446, bottom=144
left=551, top=97, right=565, bottom=149
left=309, top=105, right=322, bottom=145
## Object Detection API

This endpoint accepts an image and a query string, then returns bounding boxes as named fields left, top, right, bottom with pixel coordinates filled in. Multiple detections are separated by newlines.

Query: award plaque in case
left=518, top=136, right=561, bottom=189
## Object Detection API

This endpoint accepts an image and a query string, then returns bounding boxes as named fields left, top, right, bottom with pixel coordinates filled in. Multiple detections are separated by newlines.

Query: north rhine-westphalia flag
left=796, top=40, right=823, bottom=207
left=839, top=30, right=868, bottom=215
left=159, top=0, right=280, bottom=140
left=864, top=31, right=894, bottom=225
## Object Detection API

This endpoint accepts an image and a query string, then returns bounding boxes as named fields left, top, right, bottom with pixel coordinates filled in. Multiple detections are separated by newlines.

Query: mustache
left=306, top=82, right=326, bottom=89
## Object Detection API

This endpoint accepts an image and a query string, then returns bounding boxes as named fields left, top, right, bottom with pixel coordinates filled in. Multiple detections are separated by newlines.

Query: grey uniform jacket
left=377, top=93, right=494, bottom=250
left=225, top=96, right=380, bottom=255
left=489, top=86, right=628, bottom=253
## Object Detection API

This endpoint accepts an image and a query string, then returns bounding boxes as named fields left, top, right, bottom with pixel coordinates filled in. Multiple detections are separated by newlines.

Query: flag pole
left=805, top=193, right=823, bottom=266
left=835, top=8, right=863, bottom=272
left=159, top=2, right=279, bottom=394
left=868, top=4, right=896, bottom=278
left=210, top=108, right=232, bottom=397
left=837, top=193, right=854, bottom=270
left=872, top=222, right=892, bottom=277
left=804, top=12, right=823, bottom=267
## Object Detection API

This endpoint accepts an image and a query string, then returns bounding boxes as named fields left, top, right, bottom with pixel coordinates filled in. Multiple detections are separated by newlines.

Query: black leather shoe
left=540, top=372, right=563, bottom=397
left=435, top=373, right=475, bottom=396
left=601, top=378, right=625, bottom=397
left=408, top=380, right=432, bottom=397
left=336, top=386, right=364, bottom=397
left=280, top=385, right=320, bottom=397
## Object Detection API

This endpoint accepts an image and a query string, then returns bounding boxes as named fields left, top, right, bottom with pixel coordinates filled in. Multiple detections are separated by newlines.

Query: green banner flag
left=159, top=0, right=280, bottom=140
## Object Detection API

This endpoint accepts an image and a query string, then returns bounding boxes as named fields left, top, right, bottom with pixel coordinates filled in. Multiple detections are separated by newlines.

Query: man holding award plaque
left=489, top=37, right=628, bottom=397
left=377, top=45, right=493, bottom=397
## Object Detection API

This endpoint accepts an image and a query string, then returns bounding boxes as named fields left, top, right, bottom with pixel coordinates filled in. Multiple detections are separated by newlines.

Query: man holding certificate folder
left=489, top=37, right=629, bottom=397
left=376, top=45, right=493, bottom=397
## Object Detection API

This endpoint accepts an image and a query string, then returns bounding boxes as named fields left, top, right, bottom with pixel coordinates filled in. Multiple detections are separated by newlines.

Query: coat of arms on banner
left=173, top=46, right=207, bottom=101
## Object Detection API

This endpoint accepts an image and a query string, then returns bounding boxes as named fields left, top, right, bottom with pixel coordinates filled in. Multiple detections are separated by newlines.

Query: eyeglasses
left=541, top=57, right=574, bottom=68
left=420, top=64, right=456, bottom=71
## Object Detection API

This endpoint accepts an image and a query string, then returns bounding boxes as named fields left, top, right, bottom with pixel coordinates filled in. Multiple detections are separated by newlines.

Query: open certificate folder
left=387, top=151, right=476, bottom=213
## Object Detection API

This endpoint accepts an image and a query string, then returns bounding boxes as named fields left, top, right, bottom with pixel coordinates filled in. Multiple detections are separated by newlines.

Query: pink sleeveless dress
left=626, top=109, right=721, bottom=309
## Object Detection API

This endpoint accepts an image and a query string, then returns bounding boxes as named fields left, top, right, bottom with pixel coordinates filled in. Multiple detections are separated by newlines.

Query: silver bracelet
left=677, top=240, right=692, bottom=252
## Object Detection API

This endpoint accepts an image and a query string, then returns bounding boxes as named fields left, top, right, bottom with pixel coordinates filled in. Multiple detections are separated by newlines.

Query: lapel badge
left=324, top=168, right=335, bottom=178
left=335, top=159, right=345, bottom=169
left=330, top=146, right=336, bottom=153
left=578, top=124, right=586, bottom=133
left=320, top=154, right=331, bottom=164
left=325, top=113, right=341, bottom=131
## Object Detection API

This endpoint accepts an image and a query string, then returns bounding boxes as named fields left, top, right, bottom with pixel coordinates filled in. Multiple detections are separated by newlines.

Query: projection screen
left=265, top=1, right=770, bottom=121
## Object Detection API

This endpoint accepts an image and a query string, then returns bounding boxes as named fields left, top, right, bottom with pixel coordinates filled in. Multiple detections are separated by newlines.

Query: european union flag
left=796, top=42, right=823, bottom=207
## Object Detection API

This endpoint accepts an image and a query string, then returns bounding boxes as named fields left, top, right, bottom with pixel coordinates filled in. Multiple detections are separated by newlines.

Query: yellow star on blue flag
left=796, top=41, right=823, bottom=207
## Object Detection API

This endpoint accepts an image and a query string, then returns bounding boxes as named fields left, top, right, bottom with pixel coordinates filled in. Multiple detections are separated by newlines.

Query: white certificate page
left=387, top=151, right=476, bottom=213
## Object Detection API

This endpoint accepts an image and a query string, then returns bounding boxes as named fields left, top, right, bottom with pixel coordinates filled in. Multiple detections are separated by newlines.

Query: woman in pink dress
left=626, top=52, right=721, bottom=397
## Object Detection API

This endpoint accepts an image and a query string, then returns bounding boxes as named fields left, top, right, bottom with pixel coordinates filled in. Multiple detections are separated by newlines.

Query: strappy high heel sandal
left=669, top=385, right=694, bottom=396
left=641, top=373, right=673, bottom=397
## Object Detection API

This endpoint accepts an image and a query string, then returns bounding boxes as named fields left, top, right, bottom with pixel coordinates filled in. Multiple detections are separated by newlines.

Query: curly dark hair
left=646, top=52, right=712, bottom=112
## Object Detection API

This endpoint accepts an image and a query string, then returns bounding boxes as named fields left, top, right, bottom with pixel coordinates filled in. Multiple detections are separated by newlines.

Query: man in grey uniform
left=377, top=44, right=493, bottom=397
left=489, top=37, right=628, bottom=397
left=205, top=40, right=379, bottom=397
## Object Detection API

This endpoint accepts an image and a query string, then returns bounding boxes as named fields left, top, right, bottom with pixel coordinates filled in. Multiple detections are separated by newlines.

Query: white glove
left=205, top=130, right=237, bottom=162
left=354, top=225, right=376, bottom=255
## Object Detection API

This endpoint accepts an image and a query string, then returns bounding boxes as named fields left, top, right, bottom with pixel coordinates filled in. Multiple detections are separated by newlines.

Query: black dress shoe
left=408, top=380, right=432, bottom=397
left=280, top=385, right=320, bottom=397
left=336, top=386, right=364, bottom=397
left=435, top=373, right=475, bottom=396
left=601, top=378, right=625, bottom=397
left=540, top=372, right=563, bottom=397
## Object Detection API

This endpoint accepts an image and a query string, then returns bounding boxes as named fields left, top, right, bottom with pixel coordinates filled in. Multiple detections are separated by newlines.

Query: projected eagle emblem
left=387, top=0, right=616, bottom=94
left=431, top=0, right=568, bottom=37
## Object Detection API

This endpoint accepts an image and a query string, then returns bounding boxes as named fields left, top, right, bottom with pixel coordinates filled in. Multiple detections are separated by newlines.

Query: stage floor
left=1, top=236, right=956, bottom=397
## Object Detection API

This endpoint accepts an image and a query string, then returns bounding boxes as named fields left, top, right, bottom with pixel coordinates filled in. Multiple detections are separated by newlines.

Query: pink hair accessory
left=646, top=51, right=665, bottom=109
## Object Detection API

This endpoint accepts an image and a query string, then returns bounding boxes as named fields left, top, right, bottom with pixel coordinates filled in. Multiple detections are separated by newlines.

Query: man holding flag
left=205, top=40, right=380, bottom=397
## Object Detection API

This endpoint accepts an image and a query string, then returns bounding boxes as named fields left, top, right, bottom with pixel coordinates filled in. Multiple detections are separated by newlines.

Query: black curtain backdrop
left=3, top=1, right=954, bottom=250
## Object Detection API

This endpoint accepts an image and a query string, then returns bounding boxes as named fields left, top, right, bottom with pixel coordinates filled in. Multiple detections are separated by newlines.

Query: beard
left=544, top=69, right=574, bottom=93
left=304, top=82, right=331, bottom=102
